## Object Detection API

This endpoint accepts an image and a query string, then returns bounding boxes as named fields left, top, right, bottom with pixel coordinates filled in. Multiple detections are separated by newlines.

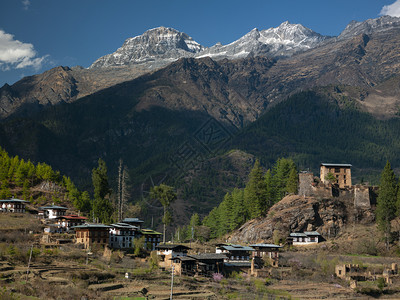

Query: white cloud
left=0, top=30, right=47, bottom=71
left=380, top=0, right=400, bottom=17
left=22, top=0, right=30, bottom=10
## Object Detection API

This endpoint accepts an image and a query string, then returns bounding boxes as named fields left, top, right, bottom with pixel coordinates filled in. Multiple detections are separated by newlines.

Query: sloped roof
left=170, top=255, right=196, bottom=262
left=304, top=231, right=320, bottom=236
left=122, top=217, right=144, bottom=223
left=39, top=205, right=68, bottom=210
left=217, top=244, right=254, bottom=251
left=190, top=253, right=227, bottom=260
left=56, top=215, right=87, bottom=220
left=110, top=223, right=138, bottom=230
left=289, top=233, right=307, bottom=237
left=156, top=244, right=191, bottom=250
left=71, top=223, right=111, bottom=229
left=320, top=163, right=352, bottom=167
left=250, top=243, right=282, bottom=249
left=140, top=229, right=162, bottom=235
left=0, top=199, right=29, bottom=203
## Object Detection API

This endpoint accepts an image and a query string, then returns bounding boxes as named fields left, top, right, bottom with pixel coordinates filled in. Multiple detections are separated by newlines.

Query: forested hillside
left=231, top=91, right=400, bottom=183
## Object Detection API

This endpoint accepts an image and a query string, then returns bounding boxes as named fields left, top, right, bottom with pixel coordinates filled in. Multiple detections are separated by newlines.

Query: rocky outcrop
left=229, top=195, right=374, bottom=244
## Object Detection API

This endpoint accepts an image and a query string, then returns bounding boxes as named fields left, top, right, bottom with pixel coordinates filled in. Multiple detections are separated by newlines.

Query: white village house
left=38, top=205, right=68, bottom=219
left=0, top=199, right=29, bottom=213
left=109, top=222, right=138, bottom=249
left=289, top=231, right=321, bottom=245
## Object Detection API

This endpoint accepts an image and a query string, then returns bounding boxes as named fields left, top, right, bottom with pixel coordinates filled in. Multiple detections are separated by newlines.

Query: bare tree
left=117, top=159, right=130, bottom=221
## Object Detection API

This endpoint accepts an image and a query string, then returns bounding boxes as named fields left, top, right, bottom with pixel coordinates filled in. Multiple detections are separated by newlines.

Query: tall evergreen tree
left=376, top=160, right=398, bottom=249
left=286, top=168, right=298, bottom=195
left=231, top=188, right=246, bottom=230
left=272, top=158, right=296, bottom=203
left=244, top=160, right=267, bottom=218
left=92, top=159, right=113, bottom=223
left=150, top=184, right=176, bottom=243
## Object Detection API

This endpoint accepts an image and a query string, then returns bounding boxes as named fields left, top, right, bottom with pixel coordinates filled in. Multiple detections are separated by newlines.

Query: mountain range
left=1, top=16, right=400, bottom=226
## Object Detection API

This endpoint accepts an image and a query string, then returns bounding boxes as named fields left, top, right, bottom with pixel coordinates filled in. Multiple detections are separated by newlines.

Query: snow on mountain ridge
left=89, top=26, right=205, bottom=69
left=90, top=17, right=400, bottom=69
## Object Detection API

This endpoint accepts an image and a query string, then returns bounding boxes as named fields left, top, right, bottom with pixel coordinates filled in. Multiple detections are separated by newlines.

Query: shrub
left=213, top=272, right=224, bottom=282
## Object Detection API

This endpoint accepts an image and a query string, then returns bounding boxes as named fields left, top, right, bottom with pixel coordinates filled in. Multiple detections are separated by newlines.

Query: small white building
left=0, top=199, right=29, bottom=213
left=38, top=205, right=68, bottom=219
left=290, top=231, right=321, bottom=245
left=109, top=223, right=138, bottom=249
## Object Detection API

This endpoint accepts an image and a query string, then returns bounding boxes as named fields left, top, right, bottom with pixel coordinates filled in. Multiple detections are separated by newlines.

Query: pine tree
left=272, top=158, right=296, bottom=203
left=376, top=161, right=398, bottom=249
left=264, top=169, right=274, bottom=208
left=202, top=207, right=220, bottom=239
left=244, top=160, right=267, bottom=218
left=92, top=159, right=113, bottom=223
left=219, top=192, right=234, bottom=235
left=286, top=168, right=298, bottom=195
left=231, top=188, right=246, bottom=230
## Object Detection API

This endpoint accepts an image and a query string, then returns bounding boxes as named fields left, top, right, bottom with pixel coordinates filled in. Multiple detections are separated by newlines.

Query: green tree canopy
left=376, top=160, right=398, bottom=249
left=92, top=159, right=113, bottom=223
left=150, top=184, right=177, bottom=243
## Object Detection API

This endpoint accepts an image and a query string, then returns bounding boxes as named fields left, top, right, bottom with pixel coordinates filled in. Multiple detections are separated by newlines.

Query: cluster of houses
left=156, top=243, right=283, bottom=276
left=1, top=197, right=324, bottom=277
left=0, top=199, right=162, bottom=251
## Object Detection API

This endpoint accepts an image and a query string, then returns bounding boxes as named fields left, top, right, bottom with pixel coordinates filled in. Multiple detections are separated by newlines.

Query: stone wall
left=354, top=185, right=371, bottom=208
left=298, top=173, right=314, bottom=197
left=298, top=173, right=372, bottom=208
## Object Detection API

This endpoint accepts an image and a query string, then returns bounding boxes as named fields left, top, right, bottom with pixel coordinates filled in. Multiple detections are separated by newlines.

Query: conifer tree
left=264, top=169, right=274, bottom=208
left=286, top=168, right=298, bottom=195
left=376, top=160, right=398, bottom=249
left=92, top=159, right=113, bottom=223
left=231, top=188, right=246, bottom=229
left=244, top=160, right=267, bottom=218
left=272, top=158, right=296, bottom=203
left=203, top=207, right=220, bottom=239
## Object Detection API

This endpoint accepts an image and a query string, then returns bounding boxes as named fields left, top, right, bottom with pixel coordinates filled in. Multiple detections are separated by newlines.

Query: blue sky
left=0, top=0, right=399, bottom=86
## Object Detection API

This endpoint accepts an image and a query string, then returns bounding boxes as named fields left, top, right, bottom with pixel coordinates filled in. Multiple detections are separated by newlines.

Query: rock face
left=338, top=15, right=400, bottom=40
left=229, top=195, right=374, bottom=244
left=90, top=27, right=205, bottom=69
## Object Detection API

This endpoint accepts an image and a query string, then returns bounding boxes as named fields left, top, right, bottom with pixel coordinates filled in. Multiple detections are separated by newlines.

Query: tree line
left=0, top=146, right=137, bottom=225
left=174, top=158, right=298, bottom=241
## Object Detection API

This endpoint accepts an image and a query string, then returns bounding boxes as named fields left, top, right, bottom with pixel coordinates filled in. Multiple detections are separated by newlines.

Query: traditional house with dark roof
left=109, top=223, right=138, bottom=249
left=55, top=215, right=87, bottom=232
left=139, top=229, right=162, bottom=251
left=0, top=199, right=29, bottom=213
left=38, top=205, right=68, bottom=219
left=72, top=224, right=111, bottom=249
left=121, top=217, right=144, bottom=229
left=216, top=244, right=254, bottom=262
left=171, top=253, right=226, bottom=276
left=250, top=243, right=282, bottom=267
left=156, top=244, right=191, bottom=269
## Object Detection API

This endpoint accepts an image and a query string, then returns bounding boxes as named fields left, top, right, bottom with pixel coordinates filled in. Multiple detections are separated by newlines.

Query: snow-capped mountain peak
left=196, top=21, right=330, bottom=60
left=90, top=22, right=331, bottom=69
left=89, top=26, right=205, bottom=69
